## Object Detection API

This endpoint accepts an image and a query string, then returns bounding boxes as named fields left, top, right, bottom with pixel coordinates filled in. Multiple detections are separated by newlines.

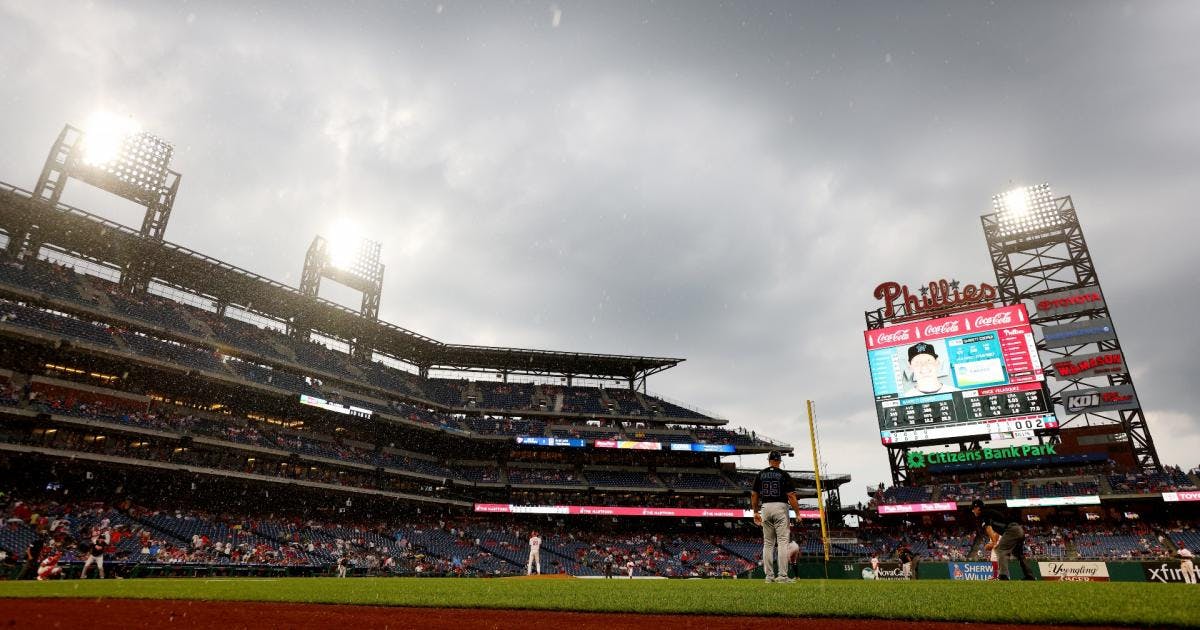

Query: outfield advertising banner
left=1142, top=561, right=1200, bottom=583
left=950, top=562, right=995, bottom=580
left=1162, top=491, right=1200, bottom=503
left=1034, top=286, right=1105, bottom=318
left=668, top=443, right=737, bottom=453
left=474, top=504, right=821, bottom=519
left=856, top=562, right=907, bottom=580
left=1063, top=385, right=1139, bottom=414
left=298, top=394, right=373, bottom=419
left=877, top=502, right=957, bottom=515
left=1052, top=351, right=1126, bottom=380
left=594, top=440, right=662, bottom=450
left=514, top=436, right=586, bottom=447
left=1038, top=561, right=1110, bottom=581
left=1007, top=496, right=1100, bottom=508
left=1040, top=318, right=1115, bottom=349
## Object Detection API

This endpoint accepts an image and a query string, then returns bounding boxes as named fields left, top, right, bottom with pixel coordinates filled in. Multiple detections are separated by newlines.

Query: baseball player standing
left=1179, top=546, right=1195, bottom=584
left=81, top=537, right=106, bottom=579
left=527, top=531, right=541, bottom=575
left=751, top=451, right=802, bottom=583
left=626, top=559, right=634, bottom=579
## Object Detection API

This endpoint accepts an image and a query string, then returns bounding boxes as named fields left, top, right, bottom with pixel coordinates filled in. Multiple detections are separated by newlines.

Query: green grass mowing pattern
left=3, top=578, right=1200, bottom=627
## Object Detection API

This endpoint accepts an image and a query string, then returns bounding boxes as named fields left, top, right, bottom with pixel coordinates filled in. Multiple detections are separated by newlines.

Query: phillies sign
left=1035, top=285, right=1105, bottom=318
left=1053, top=351, right=1125, bottom=380
left=874, top=279, right=998, bottom=319
left=1064, top=385, right=1138, bottom=414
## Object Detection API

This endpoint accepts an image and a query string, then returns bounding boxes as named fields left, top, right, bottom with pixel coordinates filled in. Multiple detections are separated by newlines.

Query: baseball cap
left=970, top=499, right=985, bottom=510
left=767, top=451, right=783, bottom=461
left=908, top=343, right=937, bottom=362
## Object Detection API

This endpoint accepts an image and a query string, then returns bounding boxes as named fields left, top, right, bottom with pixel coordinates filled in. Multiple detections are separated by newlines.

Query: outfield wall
left=744, top=559, right=1199, bottom=583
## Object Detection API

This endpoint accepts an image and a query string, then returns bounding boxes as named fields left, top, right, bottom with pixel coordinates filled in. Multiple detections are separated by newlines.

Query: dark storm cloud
left=1, top=0, right=1197, bottom=499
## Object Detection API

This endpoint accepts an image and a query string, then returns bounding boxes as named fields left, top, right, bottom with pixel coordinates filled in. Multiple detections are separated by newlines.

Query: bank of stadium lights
left=78, top=111, right=176, bottom=201
left=991, top=183, right=1063, bottom=237
left=325, top=219, right=382, bottom=281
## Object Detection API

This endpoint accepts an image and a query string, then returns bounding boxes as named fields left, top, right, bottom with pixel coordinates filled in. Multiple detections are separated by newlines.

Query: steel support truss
left=982, top=194, right=1160, bottom=472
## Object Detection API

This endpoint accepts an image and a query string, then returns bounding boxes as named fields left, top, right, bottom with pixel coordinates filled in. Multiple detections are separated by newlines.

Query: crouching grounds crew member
left=972, top=499, right=1033, bottom=580
left=752, top=451, right=803, bottom=583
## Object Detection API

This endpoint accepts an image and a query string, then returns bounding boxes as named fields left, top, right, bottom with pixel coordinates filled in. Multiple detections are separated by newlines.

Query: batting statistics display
left=864, top=304, right=1058, bottom=445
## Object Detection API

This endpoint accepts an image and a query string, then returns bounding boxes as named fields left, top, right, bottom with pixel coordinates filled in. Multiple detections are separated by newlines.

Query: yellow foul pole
left=806, top=399, right=831, bottom=563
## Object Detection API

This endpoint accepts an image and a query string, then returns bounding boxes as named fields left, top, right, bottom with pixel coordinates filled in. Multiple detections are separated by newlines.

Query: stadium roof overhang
left=0, top=184, right=684, bottom=381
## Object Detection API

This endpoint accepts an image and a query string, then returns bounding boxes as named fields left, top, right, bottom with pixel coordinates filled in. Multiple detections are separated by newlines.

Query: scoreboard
left=865, top=305, right=1058, bottom=445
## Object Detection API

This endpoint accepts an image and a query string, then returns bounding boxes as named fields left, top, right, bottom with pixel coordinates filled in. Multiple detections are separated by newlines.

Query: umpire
left=972, top=499, right=1033, bottom=580
left=752, top=451, right=803, bottom=583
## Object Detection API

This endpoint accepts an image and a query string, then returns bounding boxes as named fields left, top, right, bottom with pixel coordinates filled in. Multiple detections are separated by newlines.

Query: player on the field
left=81, top=536, right=106, bottom=579
left=751, top=451, right=802, bottom=583
left=626, top=559, right=635, bottom=579
left=36, top=548, right=64, bottom=581
left=527, top=530, right=542, bottom=575
left=1179, top=546, right=1195, bottom=584
left=897, top=543, right=917, bottom=580
left=971, top=499, right=1027, bottom=581
left=869, top=552, right=880, bottom=579
left=336, top=555, right=348, bottom=578
left=17, top=534, right=45, bottom=581
left=604, top=553, right=615, bottom=579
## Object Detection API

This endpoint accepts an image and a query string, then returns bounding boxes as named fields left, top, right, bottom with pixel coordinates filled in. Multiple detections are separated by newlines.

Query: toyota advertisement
left=864, top=304, right=1057, bottom=445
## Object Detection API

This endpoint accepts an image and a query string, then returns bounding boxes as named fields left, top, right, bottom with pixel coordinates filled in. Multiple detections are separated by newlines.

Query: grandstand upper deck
left=0, top=182, right=686, bottom=388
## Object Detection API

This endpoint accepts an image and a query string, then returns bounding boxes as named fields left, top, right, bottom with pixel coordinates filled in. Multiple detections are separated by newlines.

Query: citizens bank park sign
left=906, top=444, right=1058, bottom=469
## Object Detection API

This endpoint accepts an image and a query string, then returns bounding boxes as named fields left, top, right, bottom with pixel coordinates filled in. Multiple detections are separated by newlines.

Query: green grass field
left=4, top=578, right=1200, bottom=627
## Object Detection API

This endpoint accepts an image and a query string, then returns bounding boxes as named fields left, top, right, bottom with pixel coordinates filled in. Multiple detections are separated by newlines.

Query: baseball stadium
left=4, top=5, right=1200, bottom=628
left=0, top=119, right=1198, bottom=628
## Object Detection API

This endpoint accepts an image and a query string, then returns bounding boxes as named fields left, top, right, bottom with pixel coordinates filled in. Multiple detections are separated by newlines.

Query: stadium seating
left=583, top=470, right=663, bottom=489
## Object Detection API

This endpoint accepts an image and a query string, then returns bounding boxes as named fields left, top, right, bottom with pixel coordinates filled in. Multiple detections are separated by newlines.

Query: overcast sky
left=2, top=1, right=1198, bottom=503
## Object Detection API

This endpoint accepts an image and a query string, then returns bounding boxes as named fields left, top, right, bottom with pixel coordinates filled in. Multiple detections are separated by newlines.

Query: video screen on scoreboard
left=863, top=304, right=1058, bottom=445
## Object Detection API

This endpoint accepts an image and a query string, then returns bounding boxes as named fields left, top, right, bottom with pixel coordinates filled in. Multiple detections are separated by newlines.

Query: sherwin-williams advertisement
left=950, top=562, right=995, bottom=580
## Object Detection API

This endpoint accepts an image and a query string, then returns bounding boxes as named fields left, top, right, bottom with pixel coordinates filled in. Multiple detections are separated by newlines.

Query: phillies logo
left=874, top=278, right=997, bottom=319
left=924, top=321, right=960, bottom=336
left=974, top=312, right=1014, bottom=328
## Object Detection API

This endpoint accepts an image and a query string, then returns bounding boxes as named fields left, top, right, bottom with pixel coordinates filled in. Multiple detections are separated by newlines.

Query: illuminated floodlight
left=327, top=218, right=362, bottom=270
left=81, top=111, right=141, bottom=166
left=324, top=219, right=382, bottom=280
left=76, top=111, right=175, bottom=202
left=991, top=183, right=1061, bottom=237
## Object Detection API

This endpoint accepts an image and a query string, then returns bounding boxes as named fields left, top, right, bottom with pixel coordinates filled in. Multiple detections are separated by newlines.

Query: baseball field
left=3, top=577, right=1200, bottom=628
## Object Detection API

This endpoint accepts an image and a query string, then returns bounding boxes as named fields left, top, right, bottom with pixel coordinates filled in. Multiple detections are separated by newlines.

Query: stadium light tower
left=297, top=222, right=385, bottom=354
left=35, top=113, right=181, bottom=240
left=5, top=114, right=182, bottom=292
left=982, top=182, right=1160, bottom=472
